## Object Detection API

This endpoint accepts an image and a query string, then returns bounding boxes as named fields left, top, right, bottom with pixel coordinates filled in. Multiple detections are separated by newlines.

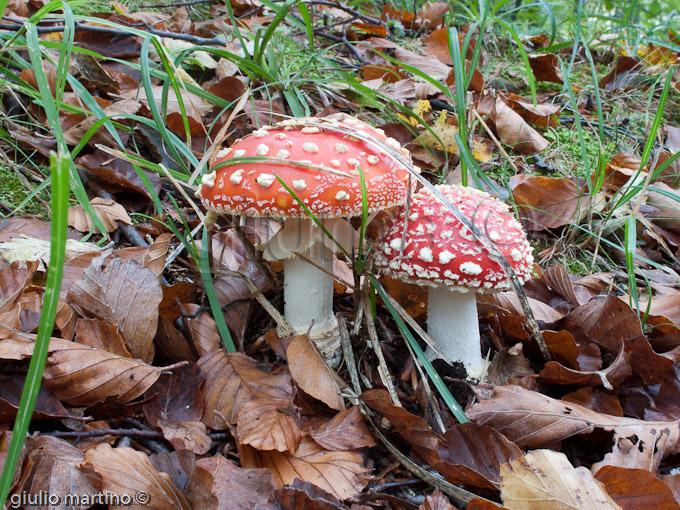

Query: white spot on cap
left=389, top=238, right=403, bottom=251
left=275, top=133, right=287, bottom=140
left=511, top=248, right=522, bottom=261
left=460, top=261, right=482, bottom=276
left=419, top=247, right=433, bottom=263
left=230, top=169, right=244, bottom=185
left=256, top=144, right=270, bottom=156
left=292, top=180, right=307, bottom=191
left=275, top=149, right=290, bottom=159
left=367, top=155, right=380, bottom=165
left=255, top=173, right=276, bottom=188
left=386, top=137, right=401, bottom=149
left=252, top=129, right=268, bottom=138
left=489, top=231, right=500, bottom=241
left=335, top=143, right=349, bottom=153
left=215, top=147, right=232, bottom=159
left=303, top=142, right=319, bottom=153
left=347, top=158, right=359, bottom=167
left=459, top=227, right=476, bottom=241
left=335, top=190, right=350, bottom=201
left=194, top=184, right=202, bottom=198
left=234, top=149, right=246, bottom=158
left=439, top=250, right=455, bottom=264
left=201, top=171, right=217, bottom=187
left=301, top=126, right=320, bottom=133
left=330, top=159, right=341, bottom=167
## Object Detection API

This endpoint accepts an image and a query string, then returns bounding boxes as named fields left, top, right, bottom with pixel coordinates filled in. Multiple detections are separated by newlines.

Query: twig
left=0, top=21, right=227, bottom=46
left=338, top=313, right=362, bottom=399
left=137, top=0, right=216, bottom=8
left=49, top=428, right=163, bottom=439
left=362, top=294, right=401, bottom=407
left=270, top=0, right=384, bottom=26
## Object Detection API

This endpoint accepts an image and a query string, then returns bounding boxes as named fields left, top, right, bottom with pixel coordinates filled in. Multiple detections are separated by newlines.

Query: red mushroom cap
left=197, top=116, right=415, bottom=218
left=374, top=185, right=534, bottom=292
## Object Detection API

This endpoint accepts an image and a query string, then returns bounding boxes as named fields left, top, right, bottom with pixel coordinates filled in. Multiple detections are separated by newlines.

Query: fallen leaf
left=74, top=317, right=132, bottom=358
left=265, top=478, right=350, bottom=510
left=394, top=47, right=451, bottom=80
left=562, top=387, right=623, bottom=417
left=528, top=54, right=563, bottom=84
left=190, top=454, right=276, bottom=510
left=493, top=96, right=549, bottom=153
left=594, top=465, right=679, bottom=510
left=360, top=389, right=440, bottom=465
left=435, top=422, right=523, bottom=490
left=67, top=257, right=162, bottom=363
left=468, top=385, right=680, bottom=472
left=255, top=436, right=369, bottom=501
left=500, top=449, right=622, bottom=509
left=20, top=436, right=97, bottom=503
left=237, top=398, right=302, bottom=453
left=310, top=407, right=376, bottom=451
left=199, top=350, right=294, bottom=429
left=77, top=151, right=161, bottom=199
left=537, top=345, right=631, bottom=389
left=420, top=490, right=456, bottom=510
left=510, top=175, right=581, bottom=230
left=158, top=419, right=211, bottom=455
left=286, top=334, right=344, bottom=411
left=81, top=444, right=191, bottom=509
left=0, top=374, right=68, bottom=420
left=143, top=362, right=204, bottom=427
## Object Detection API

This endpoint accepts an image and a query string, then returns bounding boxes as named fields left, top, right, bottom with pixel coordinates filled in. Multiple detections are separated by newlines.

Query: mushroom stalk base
left=425, top=286, right=486, bottom=379
left=283, top=241, right=340, bottom=364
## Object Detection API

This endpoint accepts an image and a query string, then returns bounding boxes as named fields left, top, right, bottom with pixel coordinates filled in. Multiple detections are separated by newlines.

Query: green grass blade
left=370, top=275, right=469, bottom=424
left=0, top=151, right=69, bottom=508
left=200, top=226, right=236, bottom=352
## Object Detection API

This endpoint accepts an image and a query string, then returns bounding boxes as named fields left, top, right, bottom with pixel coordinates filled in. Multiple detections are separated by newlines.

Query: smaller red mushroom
left=374, top=184, right=534, bottom=378
left=197, top=115, right=414, bottom=361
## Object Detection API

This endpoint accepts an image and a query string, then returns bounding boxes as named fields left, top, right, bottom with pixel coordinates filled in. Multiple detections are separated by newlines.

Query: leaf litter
left=1, top=0, right=680, bottom=508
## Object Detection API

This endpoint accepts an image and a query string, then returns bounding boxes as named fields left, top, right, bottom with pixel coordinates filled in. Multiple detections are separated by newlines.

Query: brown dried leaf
left=199, top=350, right=294, bottom=429
left=468, top=385, right=680, bottom=472
left=191, top=454, right=276, bottom=510
left=212, top=229, right=271, bottom=347
left=257, top=436, right=369, bottom=501
left=510, top=175, right=580, bottom=231
left=537, top=345, right=631, bottom=389
left=310, top=407, right=376, bottom=451
left=0, top=374, right=68, bottom=420
left=420, top=490, right=456, bottom=510
left=74, top=318, right=132, bottom=358
left=67, top=257, right=162, bottom=363
left=184, top=303, right=221, bottom=357
left=21, top=435, right=97, bottom=506
left=435, top=422, right=523, bottom=490
left=158, top=419, right=211, bottom=455
left=562, top=387, right=623, bottom=417
left=500, top=450, right=622, bottom=509
left=265, top=478, right=349, bottom=510
left=286, top=334, right=343, bottom=411
left=502, top=93, right=560, bottom=128
left=81, top=444, right=191, bottom=509
left=44, top=341, right=163, bottom=406
left=594, top=466, right=679, bottom=510
left=237, top=398, right=302, bottom=453
left=528, top=54, right=564, bottom=84
left=394, top=47, right=452, bottom=80
left=77, top=151, right=161, bottom=198
left=360, top=389, right=441, bottom=465
left=493, top=96, right=549, bottom=153
left=562, top=295, right=643, bottom=354
left=143, top=362, right=204, bottom=427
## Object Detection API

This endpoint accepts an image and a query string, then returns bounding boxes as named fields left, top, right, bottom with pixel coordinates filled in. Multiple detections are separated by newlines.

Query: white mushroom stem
left=425, top=286, right=486, bottom=379
left=283, top=240, right=338, bottom=338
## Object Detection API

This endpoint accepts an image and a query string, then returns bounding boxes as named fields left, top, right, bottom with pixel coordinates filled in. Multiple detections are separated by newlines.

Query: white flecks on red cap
left=374, top=184, right=534, bottom=293
left=198, top=116, right=414, bottom=218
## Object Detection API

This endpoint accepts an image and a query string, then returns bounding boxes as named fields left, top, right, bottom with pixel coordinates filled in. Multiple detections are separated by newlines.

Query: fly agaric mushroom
left=374, top=184, right=534, bottom=378
left=197, top=115, right=414, bottom=361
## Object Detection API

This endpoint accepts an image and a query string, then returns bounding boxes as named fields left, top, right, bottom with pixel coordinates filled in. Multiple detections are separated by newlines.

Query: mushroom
left=197, top=115, right=414, bottom=361
left=373, top=184, right=534, bottom=378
